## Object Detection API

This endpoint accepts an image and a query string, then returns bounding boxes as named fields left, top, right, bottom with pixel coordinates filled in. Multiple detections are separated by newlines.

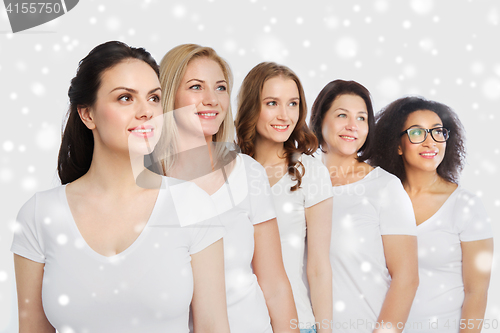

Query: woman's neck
left=82, top=146, right=147, bottom=194
left=167, top=133, right=214, bottom=180
left=322, top=151, right=370, bottom=185
left=403, top=167, right=443, bottom=194
left=253, top=136, right=286, bottom=167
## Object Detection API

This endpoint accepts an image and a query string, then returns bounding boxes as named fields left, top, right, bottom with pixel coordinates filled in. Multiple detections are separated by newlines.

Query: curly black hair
left=371, top=96, right=466, bottom=184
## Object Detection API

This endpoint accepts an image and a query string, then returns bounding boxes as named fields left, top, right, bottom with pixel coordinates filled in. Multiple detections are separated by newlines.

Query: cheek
left=96, top=106, right=121, bottom=126
left=438, top=143, right=446, bottom=158
left=220, top=94, right=230, bottom=111
left=291, top=109, right=300, bottom=124
left=256, top=110, right=269, bottom=134
left=321, top=119, right=333, bottom=141
left=258, top=107, right=274, bottom=123
left=322, top=116, right=342, bottom=137
left=152, top=103, right=163, bottom=117
left=174, top=91, right=195, bottom=109
left=400, top=140, right=417, bottom=157
left=359, top=121, right=369, bottom=134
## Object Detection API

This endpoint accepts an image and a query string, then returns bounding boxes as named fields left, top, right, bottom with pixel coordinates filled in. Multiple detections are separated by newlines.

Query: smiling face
left=174, top=57, right=229, bottom=141
left=82, top=59, right=163, bottom=156
left=399, top=110, right=446, bottom=173
left=321, top=94, right=369, bottom=158
left=255, top=76, right=300, bottom=144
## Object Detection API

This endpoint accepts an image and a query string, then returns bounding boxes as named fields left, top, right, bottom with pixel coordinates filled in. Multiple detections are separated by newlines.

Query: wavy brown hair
left=235, top=62, right=318, bottom=191
left=371, top=96, right=466, bottom=184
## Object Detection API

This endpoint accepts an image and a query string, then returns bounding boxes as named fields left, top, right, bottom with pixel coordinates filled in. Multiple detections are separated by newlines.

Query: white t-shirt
left=405, top=186, right=493, bottom=333
left=271, top=154, right=333, bottom=329
left=330, top=167, right=417, bottom=333
left=210, top=153, right=276, bottom=333
left=11, top=177, right=225, bottom=333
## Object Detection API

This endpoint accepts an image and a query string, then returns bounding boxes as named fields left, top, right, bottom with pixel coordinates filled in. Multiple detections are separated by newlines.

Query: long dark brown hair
left=235, top=62, right=318, bottom=191
left=57, top=41, right=159, bottom=184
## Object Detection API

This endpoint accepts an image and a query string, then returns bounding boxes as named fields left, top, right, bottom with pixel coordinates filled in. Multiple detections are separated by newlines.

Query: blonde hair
left=157, top=44, right=235, bottom=174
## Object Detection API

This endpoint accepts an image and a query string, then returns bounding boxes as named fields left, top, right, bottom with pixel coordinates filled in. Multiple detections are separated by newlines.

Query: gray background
left=0, top=0, right=499, bottom=331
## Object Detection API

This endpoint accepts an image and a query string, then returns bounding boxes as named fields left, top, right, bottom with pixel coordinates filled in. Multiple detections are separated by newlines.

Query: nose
left=345, top=116, right=358, bottom=131
left=202, top=89, right=219, bottom=106
left=137, top=99, right=154, bottom=120
left=276, top=104, right=290, bottom=121
left=422, top=131, right=436, bottom=147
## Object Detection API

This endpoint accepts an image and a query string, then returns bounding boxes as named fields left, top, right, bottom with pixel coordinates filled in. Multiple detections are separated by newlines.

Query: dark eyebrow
left=110, top=87, right=137, bottom=94
left=109, top=87, right=161, bottom=94
left=335, top=108, right=366, bottom=113
left=148, top=87, right=161, bottom=94
left=408, top=123, right=443, bottom=128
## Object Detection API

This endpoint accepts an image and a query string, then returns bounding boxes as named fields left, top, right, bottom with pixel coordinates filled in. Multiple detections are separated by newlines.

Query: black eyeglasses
left=400, top=127, right=450, bottom=144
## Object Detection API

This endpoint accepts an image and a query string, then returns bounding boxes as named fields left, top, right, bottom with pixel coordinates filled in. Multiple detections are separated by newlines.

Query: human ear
left=78, top=106, right=96, bottom=130
left=398, top=144, right=403, bottom=155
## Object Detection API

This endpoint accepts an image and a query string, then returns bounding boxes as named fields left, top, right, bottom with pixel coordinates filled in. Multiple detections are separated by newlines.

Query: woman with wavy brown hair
left=236, top=62, right=333, bottom=333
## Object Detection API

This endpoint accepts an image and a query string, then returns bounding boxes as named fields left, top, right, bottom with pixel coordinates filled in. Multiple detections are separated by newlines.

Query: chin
left=271, top=134, right=290, bottom=143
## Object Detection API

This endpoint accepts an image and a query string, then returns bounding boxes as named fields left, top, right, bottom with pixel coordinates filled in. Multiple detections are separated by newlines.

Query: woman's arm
left=305, top=198, right=333, bottom=333
left=14, top=254, right=55, bottom=333
left=375, top=235, right=419, bottom=333
left=191, top=238, right=230, bottom=333
left=459, top=238, right=494, bottom=333
left=253, top=218, right=299, bottom=332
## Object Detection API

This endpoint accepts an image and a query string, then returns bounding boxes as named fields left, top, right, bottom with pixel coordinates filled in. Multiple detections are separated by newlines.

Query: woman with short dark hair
left=310, top=80, right=419, bottom=333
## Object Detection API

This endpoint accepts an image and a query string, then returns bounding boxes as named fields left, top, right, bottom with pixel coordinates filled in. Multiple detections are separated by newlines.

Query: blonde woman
left=235, top=62, right=333, bottom=333
left=158, top=45, right=298, bottom=333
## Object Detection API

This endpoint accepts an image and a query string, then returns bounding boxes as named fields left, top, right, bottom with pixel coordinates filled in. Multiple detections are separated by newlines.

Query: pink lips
left=129, top=125, right=154, bottom=139
left=271, top=124, right=289, bottom=132
left=196, top=111, right=219, bottom=120
left=339, top=135, right=357, bottom=142
left=419, top=151, right=438, bottom=159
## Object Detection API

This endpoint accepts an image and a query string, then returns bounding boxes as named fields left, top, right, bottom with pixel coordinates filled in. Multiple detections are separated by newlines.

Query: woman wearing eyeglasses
left=371, top=96, right=493, bottom=333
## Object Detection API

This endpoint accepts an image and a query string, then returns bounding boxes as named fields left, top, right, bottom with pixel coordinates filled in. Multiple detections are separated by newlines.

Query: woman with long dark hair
left=235, top=62, right=333, bottom=333
left=310, top=80, right=419, bottom=333
left=11, top=41, right=229, bottom=332
left=371, top=96, right=493, bottom=333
